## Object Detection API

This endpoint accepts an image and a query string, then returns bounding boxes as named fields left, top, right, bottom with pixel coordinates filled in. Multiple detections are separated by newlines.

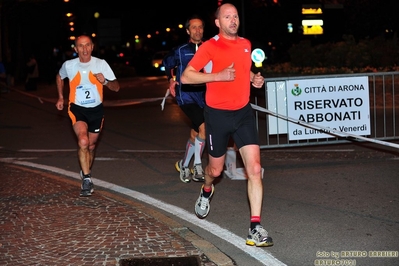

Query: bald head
left=214, top=3, right=239, bottom=39
left=215, top=3, right=237, bottom=19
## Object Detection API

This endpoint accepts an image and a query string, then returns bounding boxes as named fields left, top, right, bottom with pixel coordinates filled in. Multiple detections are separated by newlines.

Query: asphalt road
left=1, top=77, right=398, bottom=266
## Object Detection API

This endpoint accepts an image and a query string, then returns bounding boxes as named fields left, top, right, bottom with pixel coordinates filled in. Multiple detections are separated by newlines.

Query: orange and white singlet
left=58, top=56, right=116, bottom=108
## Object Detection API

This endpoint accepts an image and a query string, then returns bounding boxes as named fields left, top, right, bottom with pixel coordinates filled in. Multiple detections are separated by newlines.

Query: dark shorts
left=180, top=103, right=205, bottom=133
left=68, top=103, right=104, bottom=133
left=204, top=103, right=259, bottom=158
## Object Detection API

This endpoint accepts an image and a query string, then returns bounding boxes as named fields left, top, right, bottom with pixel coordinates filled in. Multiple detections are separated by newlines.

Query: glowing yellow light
left=69, top=22, right=74, bottom=26
left=178, top=24, right=183, bottom=29
left=94, top=12, right=100, bottom=18
left=302, top=8, right=322, bottom=14
left=302, top=19, right=323, bottom=26
left=66, top=13, right=73, bottom=17
left=91, top=33, right=96, bottom=38
left=303, top=25, right=323, bottom=35
left=69, top=36, right=76, bottom=40
left=302, top=19, right=323, bottom=35
left=166, top=28, right=171, bottom=32
left=135, top=35, right=139, bottom=39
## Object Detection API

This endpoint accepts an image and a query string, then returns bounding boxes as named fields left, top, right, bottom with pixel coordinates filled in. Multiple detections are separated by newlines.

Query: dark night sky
left=2, top=0, right=399, bottom=81
left=69, top=0, right=237, bottom=40
left=6, top=0, right=390, bottom=48
left=4, top=0, right=231, bottom=54
left=4, top=0, right=399, bottom=51
left=1, top=0, right=237, bottom=80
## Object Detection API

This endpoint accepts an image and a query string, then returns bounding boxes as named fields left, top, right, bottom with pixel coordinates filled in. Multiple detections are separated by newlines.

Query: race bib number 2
left=76, top=84, right=97, bottom=105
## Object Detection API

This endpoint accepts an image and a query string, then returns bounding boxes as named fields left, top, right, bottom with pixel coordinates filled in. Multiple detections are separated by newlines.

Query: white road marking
left=19, top=149, right=76, bottom=152
left=16, top=149, right=352, bottom=153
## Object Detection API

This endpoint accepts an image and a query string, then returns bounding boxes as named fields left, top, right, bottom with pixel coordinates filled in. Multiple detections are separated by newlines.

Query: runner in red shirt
left=181, top=3, right=273, bottom=247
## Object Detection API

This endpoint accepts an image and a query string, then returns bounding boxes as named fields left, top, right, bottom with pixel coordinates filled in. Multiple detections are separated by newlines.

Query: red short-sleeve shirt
left=188, top=34, right=252, bottom=110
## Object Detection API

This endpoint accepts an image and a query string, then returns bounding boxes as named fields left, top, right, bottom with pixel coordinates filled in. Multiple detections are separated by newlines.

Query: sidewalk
left=0, top=162, right=234, bottom=266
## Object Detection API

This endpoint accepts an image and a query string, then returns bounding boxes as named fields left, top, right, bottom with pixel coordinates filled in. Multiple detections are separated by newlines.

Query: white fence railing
left=251, top=72, right=399, bottom=149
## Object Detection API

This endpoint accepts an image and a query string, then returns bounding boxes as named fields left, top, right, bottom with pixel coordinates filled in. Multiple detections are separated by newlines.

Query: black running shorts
left=180, top=103, right=205, bottom=133
left=204, top=103, right=259, bottom=158
left=68, top=103, right=104, bottom=133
